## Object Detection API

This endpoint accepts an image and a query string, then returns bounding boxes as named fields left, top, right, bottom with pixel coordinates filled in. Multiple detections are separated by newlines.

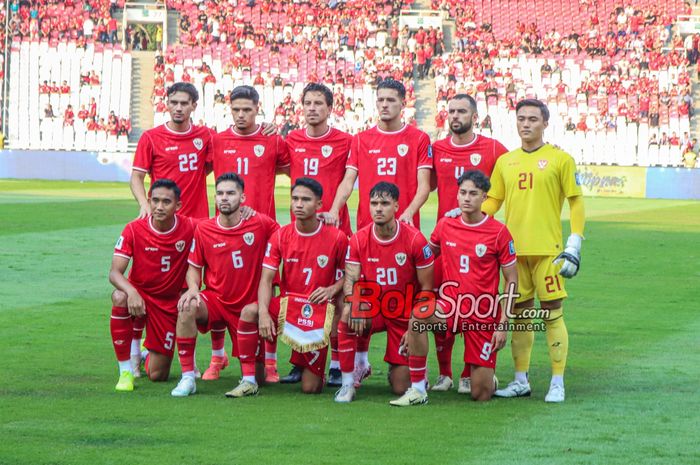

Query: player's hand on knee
left=127, top=290, right=146, bottom=317
left=444, top=207, right=461, bottom=218
left=399, top=332, right=409, bottom=356
left=178, top=289, right=200, bottom=312
left=259, top=311, right=276, bottom=341
left=491, top=329, right=507, bottom=351
left=240, top=205, right=256, bottom=220
left=554, top=234, right=583, bottom=278
left=349, top=317, right=370, bottom=334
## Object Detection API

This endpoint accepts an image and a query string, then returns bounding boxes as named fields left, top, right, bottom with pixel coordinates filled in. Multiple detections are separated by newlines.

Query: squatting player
left=286, top=83, right=354, bottom=386
left=488, top=99, right=586, bottom=403
left=231, top=178, right=348, bottom=396
left=170, top=173, right=279, bottom=397
left=109, top=179, right=195, bottom=391
left=328, top=79, right=433, bottom=380
left=430, top=94, right=508, bottom=394
left=397, top=170, right=517, bottom=406
left=335, top=182, right=434, bottom=403
left=129, top=82, right=213, bottom=375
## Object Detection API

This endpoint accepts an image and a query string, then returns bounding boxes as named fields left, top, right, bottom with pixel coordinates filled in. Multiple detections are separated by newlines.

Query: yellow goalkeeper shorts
left=515, top=256, right=568, bottom=303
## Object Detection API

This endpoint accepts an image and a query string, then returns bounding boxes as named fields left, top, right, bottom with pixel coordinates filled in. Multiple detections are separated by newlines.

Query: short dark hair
left=215, top=172, right=245, bottom=191
left=377, top=79, right=406, bottom=100
left=292, top=177, right=323, bottom=199
left=302, top=83, right=333, bottom=107
left=230, top=85, right=259, bottom=105
left=369, top=182, right=399, bottom=201
left=167, top=82, right=199, bottom=103
left=150, top=178, right=181, bottom=201
left=516, top=98, right=550, bottom=122
left=457, top=170, right=491, bottom=192
left=451, top=93, right=477, bottom=112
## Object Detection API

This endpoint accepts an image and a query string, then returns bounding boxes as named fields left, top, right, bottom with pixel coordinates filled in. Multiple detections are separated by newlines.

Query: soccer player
left=129, top=82, right=213, bottom=376
left=328, top=79, right=433, bottom=378
left=430, top=94, right=508, bottom=394
left=109, top=179, right=196, bottom=391
left=488, top=99, right=585, bottom=403
left=170, top=173, right=279, bottom=397
left=334, top=182, right=434, bottom=403
left=211, top=85, right=290, bottom=220
left=395, top=170, right=517, bottom=406
left=286, top=83, right=353, bottom=386
left=230, top=178, right=348, bottom=397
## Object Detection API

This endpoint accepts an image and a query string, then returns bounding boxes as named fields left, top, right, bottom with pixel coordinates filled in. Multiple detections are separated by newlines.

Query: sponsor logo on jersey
left=509, top=240, right=516, bottom=255
left=193, top=138, right=204, bottom=150
left=302, top=304, right=314, bottom=318
left=317, top=255, right=329, bottom=268
left=165, top=146, right=179, bottom=152
left=243, top=232, right=255, bottom=245
left=294, top=148, right=306, bottom=153
left=213, top=242, right=226, bottom=248
left=175, top=240, right=186, bottom=252
left=440, top=158, right=453, bottom=163
left=470, top=153, right=482, bottom=166
left=395, top=252, right=407, bottom=266
left=397, top=144, right=409, bottom=157
left=475, top=244, right=487, bottom=257
left=368, top=257, right=379, bottom=262
left=321, top=145, right=333, bottom=158
left=224, top=149, right=237, bottom=154
left=422, top=244, right=432, bottom=259
left=369, top=149, right=381, bottom=154
left=286, top=258, right=299, bottom=263
left=254, top=145, right=265, bottom=157
left=445, top=241, right=456, bottom=247
left=145, top=247, right=159, bottom=252
left=538, top=159, right=548, bottom=170
left=115, top=236, right=124, bottom=249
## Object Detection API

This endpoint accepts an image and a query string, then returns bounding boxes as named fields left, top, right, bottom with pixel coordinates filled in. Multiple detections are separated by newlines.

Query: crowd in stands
left=430, top=0, right=696, bottom=166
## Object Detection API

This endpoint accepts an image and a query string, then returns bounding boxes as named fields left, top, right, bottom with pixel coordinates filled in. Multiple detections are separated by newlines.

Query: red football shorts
left=140, top=292, right=178, bottom=358
left=369, top=313, right=409, bottom=366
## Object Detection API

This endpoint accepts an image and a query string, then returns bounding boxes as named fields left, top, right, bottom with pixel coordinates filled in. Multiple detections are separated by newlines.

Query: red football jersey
left=287, top=127, right=353, bottom=236
left=347, top=220, right=434, bottom=318
left=133, top=124, right=214, bottom=219
left=432, top=134, right=508, bottom=218
left=263, top=222, right=348, bottom=296
left=212, top=126, right=290, bottom=219
left=347, top=124, right=433, bottom=229
left=114, top=215, right=196, bottom=299
left=188, top=214, right=279, bottom=308
left=430, top=215, right=516, bottom=322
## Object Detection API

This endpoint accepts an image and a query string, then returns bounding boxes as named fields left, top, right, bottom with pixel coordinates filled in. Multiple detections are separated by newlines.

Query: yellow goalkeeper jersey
left=488, top=144, right=582, bottom=256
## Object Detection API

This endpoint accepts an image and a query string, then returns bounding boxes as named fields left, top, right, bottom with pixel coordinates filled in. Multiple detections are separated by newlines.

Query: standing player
left=286, top=83, right=353, bottom=386
left=488, top=99, right=585, bottom=403
left=430, top=94, right=508, bottom=394
left=109, top=179, right=195, bottom=391
left=328, top=79, right=433, bottom=378
left=129, top=82, right=213, bottom=375
left=170, top=173, right=279, bottom=397
left=335, top=182, right=434, bottom=403
left=230, top=178, right=348, bottom=397
left=395, top=170, right=517, bottom=406
left=211, top=85, right=290, bottom=219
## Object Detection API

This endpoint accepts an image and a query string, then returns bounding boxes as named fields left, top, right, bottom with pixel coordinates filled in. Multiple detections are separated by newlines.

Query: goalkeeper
left=484, top=99, right=585, bottom=403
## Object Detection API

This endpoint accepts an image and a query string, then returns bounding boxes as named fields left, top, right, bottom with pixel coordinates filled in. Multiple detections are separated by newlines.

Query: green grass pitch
left=0, top=179, right=698, bottom=465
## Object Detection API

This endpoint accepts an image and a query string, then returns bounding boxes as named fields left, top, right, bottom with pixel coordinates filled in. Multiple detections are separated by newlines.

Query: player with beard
left=430, top=94, right=508, bottom=394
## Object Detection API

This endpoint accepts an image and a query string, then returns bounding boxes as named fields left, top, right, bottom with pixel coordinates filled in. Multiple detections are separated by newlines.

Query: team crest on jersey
left=397, top=144, right=409, bottom=157
left=475, top=244, right=487, bottom=257
left=254, top=144, right=265, bottom=157
left=395, top=253, right=407, bottom=266
left=538, top=159, right=548, bottom=170
left=302, top=304, right=314, bottom=318
left=193, top=138, right=203, bottom=151
left=317, top=255, right=329, bottom=268
left=321, top=145, right=333, bottom=158
left=243, top=233, right=255, bottom=246
left=175, top=240, right=186, bottom=252
left=470, top=153, right=482, bottom=166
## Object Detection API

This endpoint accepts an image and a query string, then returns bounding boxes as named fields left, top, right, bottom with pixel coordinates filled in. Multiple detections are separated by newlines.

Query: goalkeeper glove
left=553, top=234, right=583, bottom=278
left=444, top=207, right=461, bottom=218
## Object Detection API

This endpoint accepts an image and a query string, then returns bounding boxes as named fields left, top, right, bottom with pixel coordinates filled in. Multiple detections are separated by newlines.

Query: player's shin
left=337, top=321, right=357, bottom=387
left=236, top=320, right=260, bottom=384
left=511, top=308, right=534, bottom=379
left=434, top=331, right=455, bottom=378
left=110, top=306, right=132, bottom=373
left=176, top=336, right=197, bottom=378
left=131, top=315, right=146, bottom=357
left=209, top=324, right=226, bottom=357
left=355, top=332, right=371, bottom=367
left=543, top=308, right=568, bottom=384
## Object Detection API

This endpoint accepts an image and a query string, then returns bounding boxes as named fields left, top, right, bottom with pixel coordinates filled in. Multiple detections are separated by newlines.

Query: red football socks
left=337, top=321, right=356, bottom=374
left=176, top=337, right=196, bottom=375
left=237, top=320, right=259, bottom=377
left=110, top=306, right=131, bottom=362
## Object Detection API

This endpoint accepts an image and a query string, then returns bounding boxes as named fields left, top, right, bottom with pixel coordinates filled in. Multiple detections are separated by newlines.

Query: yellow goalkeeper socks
left=544, top=308, right=568, bottom=376
left=511, top=315, right=535, bottom=373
